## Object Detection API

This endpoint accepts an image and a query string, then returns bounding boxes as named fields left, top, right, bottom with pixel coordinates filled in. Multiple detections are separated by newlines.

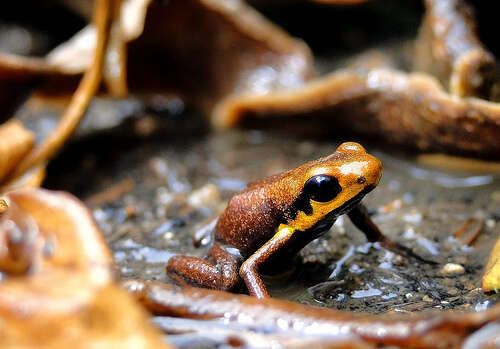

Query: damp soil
left=46, top=110, right=500, bottom=315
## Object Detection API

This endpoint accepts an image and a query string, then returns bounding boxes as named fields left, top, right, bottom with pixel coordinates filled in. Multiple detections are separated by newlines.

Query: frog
left=167, top=142, right=405, bottom=298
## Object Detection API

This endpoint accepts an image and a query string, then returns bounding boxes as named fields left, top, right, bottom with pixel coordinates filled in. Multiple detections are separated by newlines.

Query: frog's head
left=285, top=142, right=382, bottom=232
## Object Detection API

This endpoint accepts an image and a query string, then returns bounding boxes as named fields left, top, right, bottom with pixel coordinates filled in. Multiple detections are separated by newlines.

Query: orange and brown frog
left=167, top=142, right=414, bottom=298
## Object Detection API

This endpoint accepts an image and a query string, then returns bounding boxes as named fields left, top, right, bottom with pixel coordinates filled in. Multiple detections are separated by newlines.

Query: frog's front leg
left=348, top=204, right=436, bottom=264
left=240, top=227, right=294, bottom=299
left=166, top=244, right=242, bottom=291
left=347, top=204, right=386, bottom=243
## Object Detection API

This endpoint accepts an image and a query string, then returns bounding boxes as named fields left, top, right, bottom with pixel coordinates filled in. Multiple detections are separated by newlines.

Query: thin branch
left=8, top=0, right=115, bottom=181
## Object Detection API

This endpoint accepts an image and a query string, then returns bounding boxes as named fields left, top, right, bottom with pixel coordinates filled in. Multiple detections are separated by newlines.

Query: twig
left=454, top=218, right=483, bottom=246
left=7, top=0, right=114, bottom=182
left=86, top=178, right=135, bottom=206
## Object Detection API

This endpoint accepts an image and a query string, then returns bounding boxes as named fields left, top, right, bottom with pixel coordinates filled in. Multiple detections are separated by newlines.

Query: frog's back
left=213, top=146, right=375, bottom=257
left=214, top=168, right=303, bottom=256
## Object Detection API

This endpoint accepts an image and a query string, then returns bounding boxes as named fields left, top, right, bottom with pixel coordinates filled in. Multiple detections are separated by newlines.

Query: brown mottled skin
left=167, top=142, right=391, bottom=298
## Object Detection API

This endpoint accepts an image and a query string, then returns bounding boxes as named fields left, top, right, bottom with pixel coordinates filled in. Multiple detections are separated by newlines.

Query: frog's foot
left=166, top=244, right=242, bottom=291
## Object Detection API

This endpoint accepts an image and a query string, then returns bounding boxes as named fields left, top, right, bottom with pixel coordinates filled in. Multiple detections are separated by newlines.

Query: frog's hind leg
left=166, top=244, right=242, bottom=291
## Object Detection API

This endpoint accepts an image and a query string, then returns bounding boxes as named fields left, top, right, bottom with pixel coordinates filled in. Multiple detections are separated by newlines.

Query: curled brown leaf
left=482, top=235, right=500, bottom=292
left=47, top=0, right=313, bottom=108
left=13, top=0, right=500, bottom=158
left=213, top=69, right=500, bottom=158
left=415, top=0, right=499, bottom=100
left=0, top=188, right=170, bottom=349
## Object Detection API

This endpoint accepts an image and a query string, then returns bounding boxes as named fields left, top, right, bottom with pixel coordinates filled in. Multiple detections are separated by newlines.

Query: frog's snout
left=367, top=156, right=383, bottom=187
left=335, top=142, right=383, bottom=187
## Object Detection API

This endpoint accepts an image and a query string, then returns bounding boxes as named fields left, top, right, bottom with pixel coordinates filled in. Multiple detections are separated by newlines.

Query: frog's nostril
left=357, top=176, right=366, bottom=184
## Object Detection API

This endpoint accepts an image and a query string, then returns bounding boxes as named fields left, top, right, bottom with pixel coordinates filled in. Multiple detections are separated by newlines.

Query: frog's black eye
left=303, top=175, right=342, bottom=202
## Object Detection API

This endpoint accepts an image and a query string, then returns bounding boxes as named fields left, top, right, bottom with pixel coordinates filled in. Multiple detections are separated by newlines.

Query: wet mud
left=46, top=114, right=500, bottom=314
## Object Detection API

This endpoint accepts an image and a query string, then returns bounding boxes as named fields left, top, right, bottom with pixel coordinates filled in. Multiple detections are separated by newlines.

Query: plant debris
left=124, top=279, right=500, bottom=349
left=213, top=69, right=500, bottom=157
left=483, top=236, right=500, bottom=292
left=415, top=0, right=499, bottom=100
left=5, top=0, right=500, bottom=158
left=0, top=0, right=112, bottom=191
left=0, top=188, right=170, bottom=348
left=454, top=217, right=483, bottom=246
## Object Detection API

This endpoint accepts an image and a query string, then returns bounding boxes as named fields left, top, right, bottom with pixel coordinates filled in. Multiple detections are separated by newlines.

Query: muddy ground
left=45, top=111, right=500, bottom=317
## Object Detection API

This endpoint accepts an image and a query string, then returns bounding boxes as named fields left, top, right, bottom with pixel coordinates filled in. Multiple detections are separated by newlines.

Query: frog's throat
left=281, top=185, right=374, bottom=233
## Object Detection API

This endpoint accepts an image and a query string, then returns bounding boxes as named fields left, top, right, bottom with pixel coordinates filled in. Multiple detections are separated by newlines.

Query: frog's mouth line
left=302, top=185, right=375, bottom=237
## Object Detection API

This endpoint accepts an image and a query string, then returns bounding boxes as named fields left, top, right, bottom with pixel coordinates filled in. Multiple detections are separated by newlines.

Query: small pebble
left=187, top=184, right=220, bottom=208
left=334, top=216, right=346, bottom=234
left=391, top=254, right=404, bottom=266
left=422, top=295, right=433, bottom=302
left=402, top=209, right=422, bottom=224
left=163, top=231, right=175, bottom=241
left=486, top=219, right=496, bottom=229
left=439, top=263, right=465, bottom=276
left=150, top=159, right=169, bottom=180
left=155, top=186, right=174, bottom=205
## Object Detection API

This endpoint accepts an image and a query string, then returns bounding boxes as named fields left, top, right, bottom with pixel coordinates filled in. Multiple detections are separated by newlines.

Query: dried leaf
left=13, top=0, right=500, bottom=160
left=47, top=0, right=313, bottom=110
left=1, top=0, right=113, bottom=188
left=2, top=0, right=500, bottom=174
left=0, top=188, right=170, bottom=349
left=482, top=235, right=500, bottom=292
left=213, top=69, right=500, bottom=158
left=415, top=0, right=499, bottom=100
